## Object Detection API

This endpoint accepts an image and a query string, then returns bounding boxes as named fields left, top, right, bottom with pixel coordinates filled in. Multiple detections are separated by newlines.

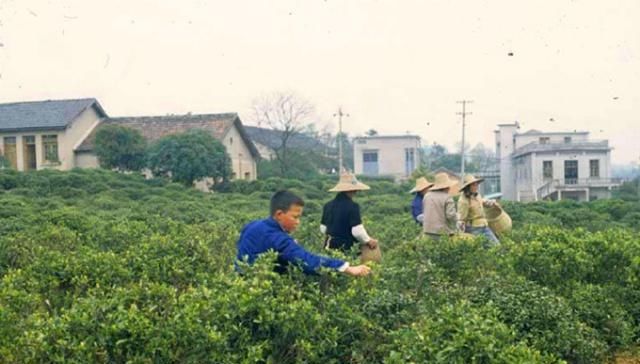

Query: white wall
left=496, top=124, right=518, bottom=200
left=221, top=124, right=257, bottom=180
left=60, top=106, right=103, bottom=170
left=353, top=136, right=421, bottom=179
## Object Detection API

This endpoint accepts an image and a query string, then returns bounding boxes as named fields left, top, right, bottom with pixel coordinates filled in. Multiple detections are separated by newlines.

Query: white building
left=353, top=135, right=421, bottom=180
left=495, top=123, right=620, bottom=202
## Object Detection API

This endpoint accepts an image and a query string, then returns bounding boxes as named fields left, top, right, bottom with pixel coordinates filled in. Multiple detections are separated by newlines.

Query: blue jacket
left=411, top=194, right=423, bottom=224
left=236, top=218, right=346, bottom=274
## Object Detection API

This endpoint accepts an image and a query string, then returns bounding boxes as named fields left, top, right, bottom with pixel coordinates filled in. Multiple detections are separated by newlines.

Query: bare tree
left=251, top=92, right=315, bottom=176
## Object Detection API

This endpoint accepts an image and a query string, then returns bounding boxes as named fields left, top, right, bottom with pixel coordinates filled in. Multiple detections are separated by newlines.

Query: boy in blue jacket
left=236, top=190, right=371, bottom=277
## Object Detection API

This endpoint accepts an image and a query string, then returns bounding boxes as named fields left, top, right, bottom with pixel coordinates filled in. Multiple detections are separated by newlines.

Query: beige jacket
left=422, top=190, right=457, bottom=235
left=457, top=193, right=489, bottom=227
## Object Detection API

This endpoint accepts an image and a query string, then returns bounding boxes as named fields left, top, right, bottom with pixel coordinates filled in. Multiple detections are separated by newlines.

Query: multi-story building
left=353, top=135, right=421, bottom=180
left=495, top=123, right=620, bottom=202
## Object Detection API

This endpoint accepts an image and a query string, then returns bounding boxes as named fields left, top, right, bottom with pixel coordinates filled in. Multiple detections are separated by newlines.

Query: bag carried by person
left=360, top=242, right=382, bottom=263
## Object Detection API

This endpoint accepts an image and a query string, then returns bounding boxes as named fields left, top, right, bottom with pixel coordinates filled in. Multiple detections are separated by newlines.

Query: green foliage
left=147, top=129, right=232, bottom=186
left=0, top=152, right=10, bottom=169
left=94, top=125, right=147, bottom=171
left=1, top=169, right=639, bottom=363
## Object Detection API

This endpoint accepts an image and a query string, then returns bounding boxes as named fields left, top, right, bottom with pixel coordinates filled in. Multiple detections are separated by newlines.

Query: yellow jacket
left=457, top=193, right=489, bottom=227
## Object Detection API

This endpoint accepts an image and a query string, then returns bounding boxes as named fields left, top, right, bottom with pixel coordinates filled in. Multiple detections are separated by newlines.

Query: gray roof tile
left=0, top=98, right=107, bottom=132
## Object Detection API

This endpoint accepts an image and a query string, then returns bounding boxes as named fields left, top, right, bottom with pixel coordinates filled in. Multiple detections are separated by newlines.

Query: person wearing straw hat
left=422, top=172, right=459, bottom=239
left=457, top=174, right=500, bottom=245
left=321, top=171, right=378, bottom=252
left=409, top=177, right=434, bottom=224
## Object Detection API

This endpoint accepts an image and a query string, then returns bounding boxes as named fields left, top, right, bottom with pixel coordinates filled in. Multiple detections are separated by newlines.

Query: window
left=564, top=160, right=578, bottom=184
left=405, top=148, right=415, bottom=175
left=363, top=151, right=378, bottom=162
left=362, top=150, right=379, bottom=175
left=2, top=137, right=17, bottom=169
left=42, top=135, right=60, bottom=163
left=543, top=161, right=553, bottom=179
left=539, top=137, right=550, bottom=144
left=244, top=172, right=250, bottom=180
left=229, top=137, right=233, bottom=145
left=564, top=136, right=572, bottom=144
left=589, top=159, right=600, bottom=178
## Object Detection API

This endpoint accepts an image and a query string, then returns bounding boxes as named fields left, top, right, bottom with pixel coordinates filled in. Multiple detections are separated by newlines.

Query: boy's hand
left=366, top=238, right=378, bottom=249
left=344, top=264, right=372, bottom=277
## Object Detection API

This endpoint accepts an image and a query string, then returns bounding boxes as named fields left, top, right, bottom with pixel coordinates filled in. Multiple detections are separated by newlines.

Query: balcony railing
left=536, top=178, right=621, bottom=200
left=554, top=178, right=622, bottom=187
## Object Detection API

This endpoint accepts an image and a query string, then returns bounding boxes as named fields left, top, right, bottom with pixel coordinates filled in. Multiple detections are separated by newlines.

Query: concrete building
left=495, top=122, right=620, bottom=202
left=77, top=113, right=260, bottom=181
left=353, top=135, right=421, bottom=180
left=0, top=98, right=107, bottom=171
left=0, top=98, right=259, bottom=182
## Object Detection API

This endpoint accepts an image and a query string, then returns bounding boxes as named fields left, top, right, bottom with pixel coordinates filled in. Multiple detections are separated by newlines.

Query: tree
left=147, top=129, right=231, bottom=187
left=95, top=125, right=147, bottom=171
left=251, top=92, right=315, bottom=176
left=0, top=152, right=9, bottom=169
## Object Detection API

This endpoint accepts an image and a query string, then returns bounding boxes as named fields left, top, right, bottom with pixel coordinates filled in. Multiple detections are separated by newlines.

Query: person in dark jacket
left=321, top=172, right=378, bottom=253
left=236, top=190, right=371, bottom=276
left=409, top=177, right=434, bottom=224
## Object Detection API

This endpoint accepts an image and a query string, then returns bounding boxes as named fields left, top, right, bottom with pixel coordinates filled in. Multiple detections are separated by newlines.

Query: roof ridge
left=107, top=112, right=238, bottom=121
left=0, top=98, right=97, bottom=107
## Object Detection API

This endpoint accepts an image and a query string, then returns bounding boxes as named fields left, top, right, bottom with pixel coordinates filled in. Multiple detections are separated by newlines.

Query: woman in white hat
left=422, top=172, right=459, bottom=239
left=457, top=174, right=499, bottom=245
left=409, top=177, right=434, bottom=224
left=320, top=172, right=378, bottom=252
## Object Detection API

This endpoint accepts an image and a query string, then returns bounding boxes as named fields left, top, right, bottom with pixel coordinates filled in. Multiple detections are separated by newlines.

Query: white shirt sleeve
left=337, top=262, right=350, bottom=272
left=416, top=214, right=424, bottom=223
left=320, top=224, right=327, bottom=234
left=351, top=224, right=371, bottom=243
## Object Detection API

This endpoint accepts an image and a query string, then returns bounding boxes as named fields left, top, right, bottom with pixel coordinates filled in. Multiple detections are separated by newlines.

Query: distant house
left=244, top=125, right=332, bottom=161
left=0, top=98, right=107, bottom=171
left=0, top=98, right=260, bottom=182
left=353, top=135, right=421, bottom=180
left=77, top=113, right=260, bottom=181
left=495, top=123, right=620, bottom=202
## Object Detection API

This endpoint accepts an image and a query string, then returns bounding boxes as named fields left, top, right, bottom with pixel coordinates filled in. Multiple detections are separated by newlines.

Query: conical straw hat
left=329, top=171, right=371, bottom=192
left=460, top=174, right=485, bottom=191
left=430, top=172, right=458, bottom=191
left=409, top=177, right=434, bottom=193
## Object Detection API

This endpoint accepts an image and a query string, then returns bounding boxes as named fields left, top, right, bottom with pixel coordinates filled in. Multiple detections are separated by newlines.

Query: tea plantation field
left=1, top=169, right=639, bottom=363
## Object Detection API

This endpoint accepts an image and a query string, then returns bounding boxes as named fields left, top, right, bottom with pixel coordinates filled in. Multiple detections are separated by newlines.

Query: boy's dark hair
left=270, top=190, right=304, bottom=215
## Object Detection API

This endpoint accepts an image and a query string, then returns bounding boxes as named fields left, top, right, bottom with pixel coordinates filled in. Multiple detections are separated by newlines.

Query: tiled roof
left=76, top=113, right=260, bottom=159
left=0, top=98, right=107, bottom=132
left=244, top=125, right=328, bottom=151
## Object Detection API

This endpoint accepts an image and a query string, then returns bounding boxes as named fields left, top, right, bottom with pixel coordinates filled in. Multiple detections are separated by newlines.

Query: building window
left=539, top=137, right=550, bottom=144
left=42, top=135, right=60, bottom=164
left=564, top=160, right=578, bottom=184
left=543, top=161, right=553, bottom=179
left=362, top=150, right=379, bottom=176
left=564, top=136, right=572, bottom=144
left=2, top=136, right=17, bottom=169
left=404, top=148, right=415, bottom=176
left=244, top=172, right=250, bottom=180
left=589, top=159, right=600, bottom=178
left=229, top=137, right=233, bottom=145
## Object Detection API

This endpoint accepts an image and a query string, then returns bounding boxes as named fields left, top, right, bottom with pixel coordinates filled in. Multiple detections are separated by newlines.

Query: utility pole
left=457, top=100, right=473, bottom=177
left=333, top=107, right=349, bottom=173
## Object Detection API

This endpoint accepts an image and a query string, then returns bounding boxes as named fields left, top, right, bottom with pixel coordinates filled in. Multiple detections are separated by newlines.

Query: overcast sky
left=1, top=0, right=638, bottom=164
